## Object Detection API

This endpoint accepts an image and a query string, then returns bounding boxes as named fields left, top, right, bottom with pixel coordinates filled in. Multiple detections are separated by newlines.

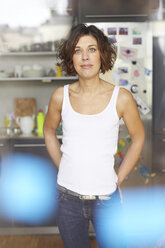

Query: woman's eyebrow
left=75, top=44, right=97, bottom=48
left=88, top=44, right=97, bottom=47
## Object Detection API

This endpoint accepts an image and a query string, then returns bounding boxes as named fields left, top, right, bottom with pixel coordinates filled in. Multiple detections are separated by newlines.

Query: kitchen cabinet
left=0, top=140, right=7, bottom=176
left=0, top=139, right=9, bottom=162
left=0, top=137, right=61, bottom=233
left=75, top=0, right=159, bottom=23
left=0, top=139, right=5, bottom=158
left=10, top=137, right=58, bottom=166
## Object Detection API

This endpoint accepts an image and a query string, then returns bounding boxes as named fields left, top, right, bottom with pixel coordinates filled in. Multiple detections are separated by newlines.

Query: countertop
left=0, top=133, right=62, bottom=140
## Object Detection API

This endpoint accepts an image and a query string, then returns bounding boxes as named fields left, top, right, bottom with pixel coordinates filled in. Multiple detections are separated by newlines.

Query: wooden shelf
left=0, top=52, right=57, bottom=56
left=0, top=76, right=77, bottom=82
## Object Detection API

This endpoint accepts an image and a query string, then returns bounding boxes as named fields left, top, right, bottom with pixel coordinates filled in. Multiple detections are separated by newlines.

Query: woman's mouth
left=80, top=64, right=93, bottom=69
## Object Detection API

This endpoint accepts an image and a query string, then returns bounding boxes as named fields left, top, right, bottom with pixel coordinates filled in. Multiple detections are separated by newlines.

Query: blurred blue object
left=122, top=186, right=165, bottom=247
left=95, top=186, right=165, bottom=247
left=95, top=190, right=126, bottom=248
left=0, top=153, right=57, bottom=225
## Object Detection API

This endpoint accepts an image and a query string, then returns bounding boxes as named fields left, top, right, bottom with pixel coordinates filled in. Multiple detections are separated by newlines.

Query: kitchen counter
left=0, top=133, right=62, bottom=169
left=0, top=133, right=62, bottom=140
left=0, top=133, right=62, bottom=162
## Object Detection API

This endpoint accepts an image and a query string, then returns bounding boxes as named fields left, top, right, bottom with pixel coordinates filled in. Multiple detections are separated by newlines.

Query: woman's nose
left=82, top=51, right=89, bottom=60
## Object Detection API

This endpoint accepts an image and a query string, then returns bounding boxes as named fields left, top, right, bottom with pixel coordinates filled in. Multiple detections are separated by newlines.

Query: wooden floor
left=0, top=234, right=98, bottom=248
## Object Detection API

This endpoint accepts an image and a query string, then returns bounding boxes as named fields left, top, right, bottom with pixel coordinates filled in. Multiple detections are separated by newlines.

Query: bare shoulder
left=50, top=86, right=64, bottom=111
left=117, top=87, right=137, bottom=118
left=51, top=86, right=63, bottom=101
left=118, top=87, right=134, bottom=103
left=51, top=86, right=63, bottom=104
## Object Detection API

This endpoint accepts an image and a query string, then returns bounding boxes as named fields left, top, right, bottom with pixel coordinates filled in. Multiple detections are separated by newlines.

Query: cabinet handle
left=13, top=144, right=46, bottom=148
left=0, top=144, right=4, bottom=147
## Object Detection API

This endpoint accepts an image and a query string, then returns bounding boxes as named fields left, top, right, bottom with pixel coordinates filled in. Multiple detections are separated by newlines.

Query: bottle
left=55, top=65, right=62, bottom=77
left=37, top=110, right=45, bottom=136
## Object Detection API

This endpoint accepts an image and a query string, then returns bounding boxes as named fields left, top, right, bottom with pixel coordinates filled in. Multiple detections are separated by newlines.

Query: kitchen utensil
left=22, top=65, right=45, bottom=78
left=14, top=65, right=22, bottom=77
left=0, top=71, right=10, bottom=78
left=14, top=98, right=36, bottom=128
left=16, top=115, right=35, bottom=135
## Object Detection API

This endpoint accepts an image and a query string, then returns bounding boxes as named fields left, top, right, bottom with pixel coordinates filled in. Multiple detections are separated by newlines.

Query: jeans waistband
left=57, top=185, right=114, bottom=200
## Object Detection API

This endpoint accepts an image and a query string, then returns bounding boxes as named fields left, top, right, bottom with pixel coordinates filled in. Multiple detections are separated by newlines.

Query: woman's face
left=72, top=35, right=101, bottom=79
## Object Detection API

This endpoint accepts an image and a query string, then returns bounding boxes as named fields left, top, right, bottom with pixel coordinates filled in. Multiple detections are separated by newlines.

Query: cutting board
left=14, top=98, right=36, bottom=127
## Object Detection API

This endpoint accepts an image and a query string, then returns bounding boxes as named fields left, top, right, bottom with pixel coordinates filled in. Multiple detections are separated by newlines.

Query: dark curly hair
left=58, top=24, right=117, bottom=76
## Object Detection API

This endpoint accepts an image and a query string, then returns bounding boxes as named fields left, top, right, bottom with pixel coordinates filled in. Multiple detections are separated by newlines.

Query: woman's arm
left=117, top=88, right=145, bottom=186
left=43, top=87, right=64, bottom=168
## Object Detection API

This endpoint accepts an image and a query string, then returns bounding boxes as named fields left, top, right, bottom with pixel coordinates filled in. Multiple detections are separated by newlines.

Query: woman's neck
left=77, top=76, right=103, bottom=95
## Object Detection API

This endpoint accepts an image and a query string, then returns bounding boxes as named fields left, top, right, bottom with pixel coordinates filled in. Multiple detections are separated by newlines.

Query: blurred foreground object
left=96, top=186, right=165, bottom=247
left=0, top=153, right=57, bottom=225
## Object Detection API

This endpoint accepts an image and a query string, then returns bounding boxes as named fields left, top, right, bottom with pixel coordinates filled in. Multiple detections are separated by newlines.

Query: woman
left=44, top=24, right=145, bottom=248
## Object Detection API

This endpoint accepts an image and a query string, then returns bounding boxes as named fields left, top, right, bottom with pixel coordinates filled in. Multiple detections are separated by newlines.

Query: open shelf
left=0, top=52, right=57, bottom=56
left=0, top=76, right=78, bottom=82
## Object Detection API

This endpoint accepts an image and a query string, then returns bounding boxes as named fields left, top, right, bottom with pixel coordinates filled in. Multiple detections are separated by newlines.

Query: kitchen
left=0, top=0, right=165, bottom=248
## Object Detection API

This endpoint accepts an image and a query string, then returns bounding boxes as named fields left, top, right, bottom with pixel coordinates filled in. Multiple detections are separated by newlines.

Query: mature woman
left=44, top=24, right=145, bottom=248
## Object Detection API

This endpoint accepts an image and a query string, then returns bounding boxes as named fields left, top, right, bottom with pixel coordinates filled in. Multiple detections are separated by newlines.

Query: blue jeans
left=56, top=186, right=126, bottom=248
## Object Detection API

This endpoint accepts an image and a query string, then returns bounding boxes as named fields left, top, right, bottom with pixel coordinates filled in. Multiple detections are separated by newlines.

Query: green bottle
left=37, top=110, right=45, bottom=136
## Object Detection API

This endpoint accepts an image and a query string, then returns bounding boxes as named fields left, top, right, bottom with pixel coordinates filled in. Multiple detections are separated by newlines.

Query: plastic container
left=55, top=65, right=62, bottom=77
left=37, top=110, right=45, bottom=136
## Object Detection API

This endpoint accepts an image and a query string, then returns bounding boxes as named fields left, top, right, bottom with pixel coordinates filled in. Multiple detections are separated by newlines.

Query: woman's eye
left=89, top=48, right=96, bottom=52
left=74, top=49, right=81, bottom=54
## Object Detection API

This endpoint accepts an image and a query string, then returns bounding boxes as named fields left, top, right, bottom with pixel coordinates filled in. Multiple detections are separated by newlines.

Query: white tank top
left=57, top=84, right=120, bottom=195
